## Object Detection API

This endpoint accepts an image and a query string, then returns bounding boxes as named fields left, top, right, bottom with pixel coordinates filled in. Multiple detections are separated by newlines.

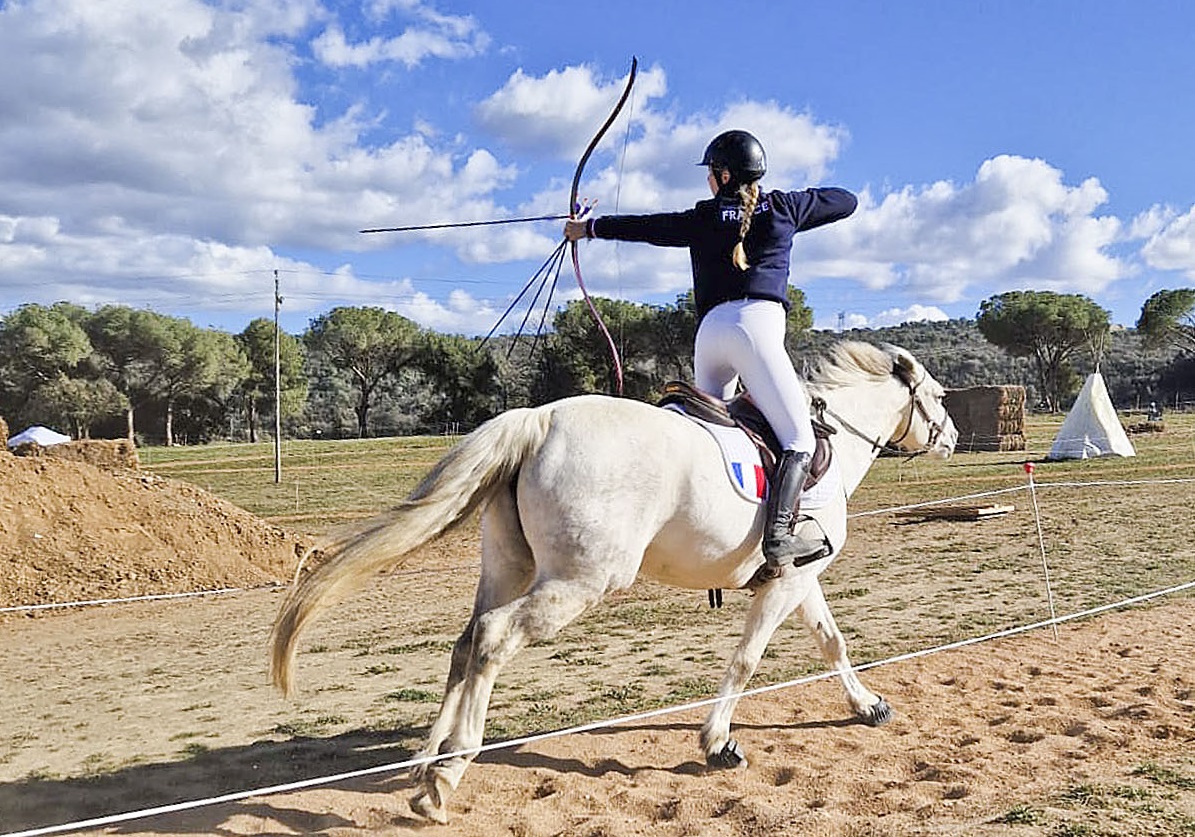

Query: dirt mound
left=0, top=453, right=308, bottom=609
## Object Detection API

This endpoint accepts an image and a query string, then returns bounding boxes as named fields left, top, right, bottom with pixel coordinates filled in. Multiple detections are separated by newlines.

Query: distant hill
left=792, top=319, right=1184, bottom=411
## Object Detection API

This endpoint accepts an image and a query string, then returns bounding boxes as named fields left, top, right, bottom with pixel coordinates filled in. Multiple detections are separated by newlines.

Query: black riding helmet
left=698, top=130, right=766, bottom=183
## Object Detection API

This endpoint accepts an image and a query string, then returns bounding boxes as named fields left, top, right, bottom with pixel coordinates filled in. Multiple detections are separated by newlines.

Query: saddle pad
left=667, top=406, right=841, bottom=509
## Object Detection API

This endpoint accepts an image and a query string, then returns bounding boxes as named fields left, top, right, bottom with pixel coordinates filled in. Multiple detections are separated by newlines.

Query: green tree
left=0, top=303, right=93, bottom=423
left=650, top=291, right=698, bottom=384
left=484, top=335, right=538, bottom=411
left=305, top=306, right=423, bottom=437
left=534, top=287, right=816, bottom=404
left=416, top=333, right=501, bottom=431
left=85, top=307, right=249, bottom=444
left=976, top=291, right=1110, bottom=411
left=86, top=306, right=169, bottom=441
left=535, top=297, right=664, bottom=401
left=236, top=318, right=307, bottom=442
left=25, top=375, right=128, bottom=439
left=784, top=285, right=815, bottom=342
left=1136, top=288, right=1195, bottom=353
left=155, top=323, right=250, bottom=446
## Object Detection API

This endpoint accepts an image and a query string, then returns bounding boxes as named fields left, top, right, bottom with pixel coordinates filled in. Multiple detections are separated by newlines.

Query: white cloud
left=591, top=101, right=847, bottom=217
left=0, top=210, right=508, bottom=334
left=475, top=63, right=667, bottom=158
left=478, top=63, right=844, bottom=195
left=312, top=20, right=488, bottom=68
left=1139, top=204, right=1195, bottom=277
left=0, top=4, right=1159, bottom=337
left=470, top=63, right=850, bottom=293
left=872, top=304, right=950, bottom=327
left=809, top=155, right=1128, bottom=302
left=0, top=0, right=516, bottom=283
left=312, top=0, right=487, bottom=68
left=814, top=304, right=949, bottom=331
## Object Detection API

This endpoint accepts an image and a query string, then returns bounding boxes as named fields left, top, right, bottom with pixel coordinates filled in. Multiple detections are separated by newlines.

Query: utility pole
left=274, top=269, right=283, bottom=484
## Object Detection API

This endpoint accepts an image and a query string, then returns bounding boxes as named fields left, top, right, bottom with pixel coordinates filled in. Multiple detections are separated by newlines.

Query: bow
left=569, top=56, right=638, bottom=396
left=475, top=58, right=638, bottom=373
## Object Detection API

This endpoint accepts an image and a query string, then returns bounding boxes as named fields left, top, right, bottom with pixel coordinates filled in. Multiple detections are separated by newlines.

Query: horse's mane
left=807, top=341, right=895, bottom=390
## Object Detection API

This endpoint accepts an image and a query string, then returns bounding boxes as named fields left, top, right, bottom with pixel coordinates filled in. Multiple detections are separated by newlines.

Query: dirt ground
left=0, top=452, right=306, bottom=608
left=1, top=450, right=1193, bottom=836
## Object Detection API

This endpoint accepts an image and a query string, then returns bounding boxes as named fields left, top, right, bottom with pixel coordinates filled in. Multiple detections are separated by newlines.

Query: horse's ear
left=883, top=343, right=918, bottom=381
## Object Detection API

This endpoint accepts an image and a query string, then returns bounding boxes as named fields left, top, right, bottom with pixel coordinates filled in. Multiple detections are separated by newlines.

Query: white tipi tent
left=1048, top=371, right=1135, bottom=460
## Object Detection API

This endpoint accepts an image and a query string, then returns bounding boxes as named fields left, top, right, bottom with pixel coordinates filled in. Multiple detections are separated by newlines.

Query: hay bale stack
left=43, top=439, right=140, bottom=471
left=944, top=385, right=1026, bottom=452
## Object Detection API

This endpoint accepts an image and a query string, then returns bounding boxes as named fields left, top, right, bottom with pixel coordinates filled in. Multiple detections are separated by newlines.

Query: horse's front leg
left=701, top=573, right=813, bottom=769
left=797, top=581, right=891, bottom=725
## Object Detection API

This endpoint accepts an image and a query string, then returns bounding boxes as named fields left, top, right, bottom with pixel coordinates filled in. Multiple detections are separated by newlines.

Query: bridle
left=817, top=364, right=948, bottom=459
left=888, top=367, right=948, bottom=452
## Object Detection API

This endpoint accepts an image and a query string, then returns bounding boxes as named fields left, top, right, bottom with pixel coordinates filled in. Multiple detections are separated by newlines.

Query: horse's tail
left=270, top=406, right=551, bottom=694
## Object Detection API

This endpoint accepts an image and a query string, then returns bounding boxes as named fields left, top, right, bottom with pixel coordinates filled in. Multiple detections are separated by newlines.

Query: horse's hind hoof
left=707, top=739, right=748, bottom=769
left=860, top=697, right=893, bottom=727
left=410, top=791, right=449, bottom=825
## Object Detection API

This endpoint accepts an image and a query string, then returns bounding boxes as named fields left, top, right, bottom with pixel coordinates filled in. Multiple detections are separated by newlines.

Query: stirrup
left=763, top=516, right=833, bottom=570
left=753, top=543, right=831, bottom=585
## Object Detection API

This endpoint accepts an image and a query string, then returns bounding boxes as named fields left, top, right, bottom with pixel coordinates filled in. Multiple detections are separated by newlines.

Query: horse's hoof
left=410, top=791, right=449, bottom=825
left=860, top=697, right=893, bottom=727
left=706, top=739, right=749, bottom=769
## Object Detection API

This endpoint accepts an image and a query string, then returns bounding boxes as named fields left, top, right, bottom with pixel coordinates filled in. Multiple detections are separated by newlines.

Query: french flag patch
left=731, top=462, right=768, bottom=500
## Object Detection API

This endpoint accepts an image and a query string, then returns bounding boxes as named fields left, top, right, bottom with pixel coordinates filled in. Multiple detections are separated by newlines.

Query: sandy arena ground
left=1, top=450, right=1193, bottom=836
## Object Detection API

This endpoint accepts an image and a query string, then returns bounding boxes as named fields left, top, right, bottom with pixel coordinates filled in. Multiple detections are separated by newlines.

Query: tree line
left=2, top=289, right=1193, bottom=444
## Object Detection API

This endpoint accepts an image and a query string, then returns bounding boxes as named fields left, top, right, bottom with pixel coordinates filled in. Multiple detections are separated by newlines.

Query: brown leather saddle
left=657, top=380, right=835, bottom=490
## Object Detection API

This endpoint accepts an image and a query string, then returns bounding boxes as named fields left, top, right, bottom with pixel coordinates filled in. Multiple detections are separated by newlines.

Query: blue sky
left=2, top=0, right=1193, bottom=337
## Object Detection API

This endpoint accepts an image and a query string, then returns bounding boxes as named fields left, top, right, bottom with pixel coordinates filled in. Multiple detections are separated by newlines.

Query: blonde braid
left=731, top=181, right=760, bottom=270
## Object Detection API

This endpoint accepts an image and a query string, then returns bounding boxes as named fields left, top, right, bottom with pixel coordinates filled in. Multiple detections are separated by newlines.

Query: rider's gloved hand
left=563, top=218, right=592, bottom=242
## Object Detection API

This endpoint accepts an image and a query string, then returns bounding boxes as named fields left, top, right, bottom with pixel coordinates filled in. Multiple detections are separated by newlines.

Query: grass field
left=138, top=411, right=1195, bottom=527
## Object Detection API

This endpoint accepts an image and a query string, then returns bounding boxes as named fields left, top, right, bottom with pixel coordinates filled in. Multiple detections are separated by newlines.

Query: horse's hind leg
left=411, top=575, right=605, bottom=823
left=797, top=581, right=891, bottom=725
left=413, top=490, right=534, bottom=793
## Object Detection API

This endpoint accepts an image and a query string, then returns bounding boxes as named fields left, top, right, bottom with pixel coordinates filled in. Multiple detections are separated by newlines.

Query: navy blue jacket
left=592, top=186, right=857, bottom=320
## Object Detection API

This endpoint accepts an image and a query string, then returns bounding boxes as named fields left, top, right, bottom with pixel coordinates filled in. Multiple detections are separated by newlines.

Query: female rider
left=564, top=129, right=857, bottom=574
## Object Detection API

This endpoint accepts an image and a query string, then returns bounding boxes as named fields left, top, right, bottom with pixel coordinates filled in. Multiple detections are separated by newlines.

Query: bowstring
left=611, top=82, right=636, bottom=389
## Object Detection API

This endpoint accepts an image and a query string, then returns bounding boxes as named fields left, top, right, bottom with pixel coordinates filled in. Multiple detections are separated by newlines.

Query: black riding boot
left=763, top=450, right=830, bottom=572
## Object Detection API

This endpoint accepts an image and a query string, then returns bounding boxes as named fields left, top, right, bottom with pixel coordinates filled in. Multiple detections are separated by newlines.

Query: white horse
left=271, top=341, right=957, bottom=824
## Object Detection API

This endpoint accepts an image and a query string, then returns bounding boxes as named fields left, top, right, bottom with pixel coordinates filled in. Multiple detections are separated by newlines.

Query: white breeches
left=693, top=298, right=814, bottom=454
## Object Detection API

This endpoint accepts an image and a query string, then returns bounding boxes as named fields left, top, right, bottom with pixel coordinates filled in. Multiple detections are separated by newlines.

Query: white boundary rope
left=4, top=578, right=1192, bottom=837
left=0, top=587, right=254, bottom=614
left=0, top=565, right=478, bottom=614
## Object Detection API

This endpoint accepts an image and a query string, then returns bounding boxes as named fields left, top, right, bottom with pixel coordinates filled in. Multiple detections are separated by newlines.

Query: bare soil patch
left=0, top=446, right=1193, bottom=835
left=0, top=452, right=306, bottom=608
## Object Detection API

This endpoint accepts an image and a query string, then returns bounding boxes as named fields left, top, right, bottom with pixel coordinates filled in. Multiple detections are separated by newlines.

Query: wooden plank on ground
left=894, top=503, right=1015, bottom=521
